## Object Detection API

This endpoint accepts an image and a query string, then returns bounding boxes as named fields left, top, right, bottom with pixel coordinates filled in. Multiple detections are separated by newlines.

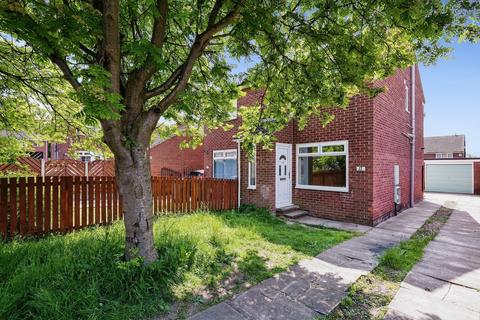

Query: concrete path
left=293, top=215, right=372, bottom=233
left=189, top=201, right=440, bottom=320
left=385, top=193, right=480, bottom=320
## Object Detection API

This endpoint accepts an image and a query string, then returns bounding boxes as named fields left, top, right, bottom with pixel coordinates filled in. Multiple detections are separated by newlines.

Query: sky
left=420, top=42, right=480, bottom=156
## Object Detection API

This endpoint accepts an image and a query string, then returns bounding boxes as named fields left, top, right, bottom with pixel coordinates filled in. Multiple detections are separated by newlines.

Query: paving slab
left=385, top=287, right=480, bottom=320
left=229, top=288, right=318, bottom=320
left=189, top=302, right=248, bottom=320
left=386, top=195, right=480, bottom=320
left=188, top=201, right=439, bottom=320
left=294, top=216, right=372, bottom=233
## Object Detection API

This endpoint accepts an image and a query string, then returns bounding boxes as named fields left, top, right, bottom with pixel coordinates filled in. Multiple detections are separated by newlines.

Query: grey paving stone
left=386, top=202, right=480, bottom=320
left=189, top=302, right=248, bottom=320
left=230, top=288, right=318, bottom=320
left=294, top=216, right=372, bottom=233
left=388, top=285, right=480, bottom=320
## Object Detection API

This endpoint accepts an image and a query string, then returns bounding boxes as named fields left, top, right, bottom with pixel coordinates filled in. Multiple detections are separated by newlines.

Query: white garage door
left=425, top=164, right=473, bottom=194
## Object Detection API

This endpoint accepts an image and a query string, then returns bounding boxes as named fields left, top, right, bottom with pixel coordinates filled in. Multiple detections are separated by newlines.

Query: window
left=405, top=81, right=409, bottom=112
left=435, top=153, right=453, bottom=159
left=213, top=149, right=237, bottom=179
left=296, top=141, right=348, bottom=192
left=248, top=148, right=256, bottom=189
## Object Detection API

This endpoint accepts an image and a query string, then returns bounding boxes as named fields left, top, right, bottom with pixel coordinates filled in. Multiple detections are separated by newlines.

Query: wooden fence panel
left=19, top=178, right=27, bottom=234
left=0, top=176, right=237, bottom=239
left=9, top=178, right=17, bottom=235
left=52, top=176, right=59, bottom=231
left=0, top=179, right=7, bottom=239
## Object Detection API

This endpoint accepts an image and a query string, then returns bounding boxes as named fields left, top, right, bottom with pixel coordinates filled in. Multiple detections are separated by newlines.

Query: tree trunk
left=115, top=145, right=158, bottom=264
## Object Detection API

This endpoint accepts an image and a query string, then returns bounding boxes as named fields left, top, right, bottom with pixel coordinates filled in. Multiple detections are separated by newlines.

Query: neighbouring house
left=32, top=140, right=102, bottom=162
left=424, top=135, right=466, bottom=159
left=200, top=66, right=424, bottom=226
left=149, top=135, right=204, bottom=176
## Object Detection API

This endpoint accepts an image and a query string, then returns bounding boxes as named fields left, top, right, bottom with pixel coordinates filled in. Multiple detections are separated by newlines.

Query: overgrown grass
left=323, top=206, right=453, bottom=320
left=0, top=206, right=354, bottom=320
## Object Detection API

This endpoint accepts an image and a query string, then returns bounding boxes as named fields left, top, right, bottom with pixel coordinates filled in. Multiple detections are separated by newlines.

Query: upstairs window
left=435, top=153, right=453, bottom=159
left=213, top=149, right=237, bottom=179
left=297, top=141, right=348, bottom=192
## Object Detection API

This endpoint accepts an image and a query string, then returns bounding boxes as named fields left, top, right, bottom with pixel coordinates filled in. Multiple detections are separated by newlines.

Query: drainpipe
left=410, top=66, right=416, bottom=208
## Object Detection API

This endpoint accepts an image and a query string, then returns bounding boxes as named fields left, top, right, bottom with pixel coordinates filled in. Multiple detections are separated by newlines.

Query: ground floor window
left=248, top=148, right=256, bottom=189
left=213, top=149, right=237, bottom=179
left=296, top=140, right=348, bottom=192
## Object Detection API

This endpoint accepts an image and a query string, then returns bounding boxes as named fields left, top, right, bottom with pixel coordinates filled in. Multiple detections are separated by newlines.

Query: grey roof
left=424, top=135, right=465, bottom=153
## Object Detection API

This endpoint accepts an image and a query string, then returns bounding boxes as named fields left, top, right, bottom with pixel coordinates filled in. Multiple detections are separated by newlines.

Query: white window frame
left=247, top=147, right=256, bottom=189
left=296, top=140, right=349, bottom=192
left=435, top=153, right=453, bottom=159
left=213, top=149, right=238, bottom=179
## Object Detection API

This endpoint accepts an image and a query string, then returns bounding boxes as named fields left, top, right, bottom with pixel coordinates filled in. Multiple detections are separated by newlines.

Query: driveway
left=385, top=192, right=480, bottom=320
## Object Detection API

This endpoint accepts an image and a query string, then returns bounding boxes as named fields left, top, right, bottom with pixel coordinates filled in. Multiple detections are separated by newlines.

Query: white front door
left=275, top=143, right=292, bottom=208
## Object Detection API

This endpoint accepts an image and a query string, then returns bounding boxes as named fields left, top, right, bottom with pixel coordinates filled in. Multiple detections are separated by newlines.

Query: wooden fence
left=0, top=176, right=237, bottom=239
left=0, top=158, right=115, bottom=177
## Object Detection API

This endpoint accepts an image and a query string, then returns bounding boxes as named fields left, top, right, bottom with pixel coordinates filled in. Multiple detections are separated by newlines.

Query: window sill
left=295, top=184, right=349, bottom=193
left=247, top=186, right=256, bottom=190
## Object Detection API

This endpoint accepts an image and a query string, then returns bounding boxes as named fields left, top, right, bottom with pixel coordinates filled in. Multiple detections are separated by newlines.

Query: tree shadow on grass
left=216, top=206, right=356, bottom=257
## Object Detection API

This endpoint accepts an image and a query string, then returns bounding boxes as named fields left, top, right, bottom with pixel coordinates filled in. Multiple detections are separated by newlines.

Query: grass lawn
left=0, top=206, right=355, bottom=320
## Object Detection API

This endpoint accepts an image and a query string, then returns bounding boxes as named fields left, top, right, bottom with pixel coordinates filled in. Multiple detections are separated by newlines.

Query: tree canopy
left=0, top=0, right=478, bottom=154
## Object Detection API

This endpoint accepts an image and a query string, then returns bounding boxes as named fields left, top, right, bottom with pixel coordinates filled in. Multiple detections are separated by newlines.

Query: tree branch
left=151, top=0, right=168, bottom=47
left=142, top=0, right=244, bottom=135
left=49, top=54, right=81, bottom=90
left=144, top=64, right=182, bottom=99
left=208, top=0, right=224, bottom=27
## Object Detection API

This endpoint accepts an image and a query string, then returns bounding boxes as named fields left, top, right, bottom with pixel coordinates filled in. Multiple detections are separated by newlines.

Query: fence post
left=41, top=159, right=45, bottom=177
left=85, top=161, right=89, bottom=177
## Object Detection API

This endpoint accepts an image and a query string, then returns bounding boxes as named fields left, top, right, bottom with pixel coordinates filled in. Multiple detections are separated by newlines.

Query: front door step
left=276, top=205, right=309, bottom=219
left=283, top=210, right=309, bottom=219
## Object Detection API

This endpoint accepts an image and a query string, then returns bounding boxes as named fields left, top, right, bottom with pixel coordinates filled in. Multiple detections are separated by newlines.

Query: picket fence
left=0, top=176, right=237, bottom=239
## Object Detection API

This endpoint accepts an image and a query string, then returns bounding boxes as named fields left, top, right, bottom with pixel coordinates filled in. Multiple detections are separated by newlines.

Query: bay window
left=296, top=141, right=348, bottom=192
left=213, top=149, right=237, bottom=179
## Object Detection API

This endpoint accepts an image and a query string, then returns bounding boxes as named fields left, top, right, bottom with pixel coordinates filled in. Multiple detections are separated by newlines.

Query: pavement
left=189, top=200, right=440, bottom=320
left=385, top=193, right=480, bottom=320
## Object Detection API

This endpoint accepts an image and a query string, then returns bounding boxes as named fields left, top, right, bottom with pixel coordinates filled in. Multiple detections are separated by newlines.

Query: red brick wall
left=372, top=67, right=424, bottom=224
left=203, top=69, right=425, bottom=226
left=203, top=89, right=265, bottom=178
left=291, top=96, right=375, bottom=225
left=150, top=136, right=204, bottom=176
left=474, top=162, right=480, bottom=195
left=239, top=123, right=295, bottom=212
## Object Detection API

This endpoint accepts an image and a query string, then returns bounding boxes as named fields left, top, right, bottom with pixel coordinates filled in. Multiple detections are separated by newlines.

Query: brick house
left=424, top=135, right=466, bottom=160
left=201, top=66, right=424, bottom=226
left=149, top=135, right=204, bottom=176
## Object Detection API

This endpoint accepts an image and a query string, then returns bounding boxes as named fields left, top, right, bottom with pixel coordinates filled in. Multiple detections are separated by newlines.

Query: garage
left=425, top=160, right=474, bottom=194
